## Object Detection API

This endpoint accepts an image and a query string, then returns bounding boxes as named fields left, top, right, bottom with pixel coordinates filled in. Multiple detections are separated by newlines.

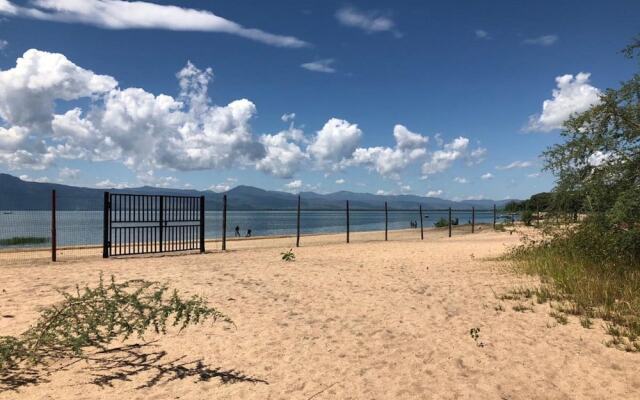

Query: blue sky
left=0, top=0, right=638, bottom=200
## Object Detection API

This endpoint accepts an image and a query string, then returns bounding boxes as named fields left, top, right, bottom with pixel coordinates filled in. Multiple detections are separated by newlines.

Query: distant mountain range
left=0, top=173, right=517, bottom=211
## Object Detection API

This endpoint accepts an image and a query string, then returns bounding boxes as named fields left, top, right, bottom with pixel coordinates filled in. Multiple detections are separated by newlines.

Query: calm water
left=0, top=210, right=504, bottom=248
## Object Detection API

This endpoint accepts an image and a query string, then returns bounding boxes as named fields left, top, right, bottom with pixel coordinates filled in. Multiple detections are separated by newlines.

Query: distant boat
left=2, top=212, right=12, bottom=215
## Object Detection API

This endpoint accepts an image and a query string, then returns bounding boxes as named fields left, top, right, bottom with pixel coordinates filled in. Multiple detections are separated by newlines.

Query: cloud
left=301, top=59, right=336, bottom=73
left=281, top=113, right=296, bottom=122
left=399, top=184, right=411, bottom=194
left=19, top=174, right=50, bottom=183
left=335, top=6, right=397, bottom=35
left=256, top=125, right=307, bottom=179
left=95, top=179, right=130, bottom=189
left=587, top=151, right=613, bottom=167
left=426, top=189, right=443, bottom=197
left=0, top=0, right=307, bottom=48
left=496, top=161, right=533, bottom=170
left=527, top=172, right=541, bottom=178
left=421, top=136, right=483, bottom=175
left=209, top=183, right=230, bottom=192
left=0, top=39, right=7, bottom=50
left=351, top=124, right=427, bottom=178
left=475, top=29, right=490, bottom=40
left=526, top=72, right=601, bottom=132
left=481, top=172, right=494, bottom=180
left=308, top=118, right=362, bottom=170
left=453, top=177, right=468, bottom=184
left=523, top=35, right=558, bottom=46
left=285, top=179, right=302, bottom=191
left=335, top=178, right=345, bottom=184
left=376, top=189, right=390, bottom=195
left=58, top=167, right=79, bottom=180
left=0, top=49, right=268, bottom=173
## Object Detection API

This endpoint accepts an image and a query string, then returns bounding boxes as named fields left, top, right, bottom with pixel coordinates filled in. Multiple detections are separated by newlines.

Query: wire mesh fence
left=0, top=191, right=514, bottom=264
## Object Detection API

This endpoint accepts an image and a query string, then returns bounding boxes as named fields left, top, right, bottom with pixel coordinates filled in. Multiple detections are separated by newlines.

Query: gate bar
left=472, top=206, right=475, bottom=233
left=51, top=190, right=57, bottom=262
left=346, top=200, right=350, bottom=243
left=222, top=194, right=227, bottom=251
left=102, top=191, right=109, bottom=258
left=384, top=201, right=388, bottom=241
left=199, top=195, right=205, bottom=253
left=296, top=195, right=301, bottom=247
left=448, top=207, right=452, bottom=238
left=419, top=204, right=424, bottom=240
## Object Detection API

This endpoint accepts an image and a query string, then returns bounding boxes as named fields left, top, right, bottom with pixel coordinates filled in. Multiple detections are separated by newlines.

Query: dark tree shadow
left=1, top=342, right=267, bottom=392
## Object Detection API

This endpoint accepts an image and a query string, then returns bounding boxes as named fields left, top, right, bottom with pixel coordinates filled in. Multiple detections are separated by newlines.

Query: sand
left=1, top=228, right=638, bottom=399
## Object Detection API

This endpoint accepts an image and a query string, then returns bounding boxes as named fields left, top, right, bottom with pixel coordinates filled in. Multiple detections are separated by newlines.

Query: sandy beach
left=1, top=228, right=638, bottom=399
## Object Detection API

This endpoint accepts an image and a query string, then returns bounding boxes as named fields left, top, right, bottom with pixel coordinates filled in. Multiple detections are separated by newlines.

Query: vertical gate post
left=159, top=195, right=164, bottom=252
left=448, top=207, right=452, bottom=238
left=199, top=196, right=205, bottom=253
left=493, top=204, right=497, bottom=230
left=296, top=195, right=301, bottom=247
left=222, top=194, right=227, bottom=251
left=471, top=207, right=475, bottom=233
left=51, top=190, right=56, bottom=262
left=102, top=191, right=109, bottom=258
left=419, top=205, right=424, bottom=240
left=346, top=200, right=350, bottom=243
left=384, top=201, right=388, bottom=241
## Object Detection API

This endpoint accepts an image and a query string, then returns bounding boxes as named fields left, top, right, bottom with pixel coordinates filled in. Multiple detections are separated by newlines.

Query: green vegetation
left=281, top=249, right=296, bottom=261
left=0, top=275, right=232, bottom=375
left=511, top=36, right=640, bottom=351
left=0, top=236, right=49, bottom=246
left=433, top=217, right=448, bottom=228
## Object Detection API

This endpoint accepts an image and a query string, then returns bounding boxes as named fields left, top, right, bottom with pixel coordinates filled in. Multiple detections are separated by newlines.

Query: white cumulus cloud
left=481, top=172, right=494, bottom=180
left=308, top=118, right=362, bottom=170
left=426, top=189, right=443, bottom=197
left=527, top=72, right=601, bottom=132
left=496, top=161, right=533, bottom=170
left=351, top=124, right=427, bottom=179
left=523, top=35, right=558, bottom=46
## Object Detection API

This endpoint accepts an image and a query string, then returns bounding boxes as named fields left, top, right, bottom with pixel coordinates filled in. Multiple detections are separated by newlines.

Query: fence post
left=471, top=207, right=475, bottom=234
left=296, top=195, right=301, bottom=247
left=384, top=201, right=388, bottom=241
left=222, top=194, right=227, bottom=251
left=199, top=196, right=205, bottom=253
left=448, top=207, right=452, bottom=238
left=493, top=204, right=497, bottom=230
left=346, top=200, right=350, bottom=243
left=419, top=205, right=424, bottom=240
left=51, top=190, right=57, bottom=262
left=102, top=191, right=109, bottom=258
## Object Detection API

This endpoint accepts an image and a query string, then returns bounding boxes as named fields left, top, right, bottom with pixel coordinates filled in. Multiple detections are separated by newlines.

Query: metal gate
left=102, top=192, right=205, bottom=257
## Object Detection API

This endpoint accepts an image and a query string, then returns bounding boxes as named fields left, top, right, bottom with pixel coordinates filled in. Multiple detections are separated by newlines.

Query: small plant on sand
left=469, top=327, right=484, bottom=347
left=580, top=316, right=593, bottom=329
left=0, top=275, right=232, bottom=376
left=281, top=249, right=296, bottom=262
left=550, top=310, right=568, bottom=325
left=512, top=303, right=534, bottom=313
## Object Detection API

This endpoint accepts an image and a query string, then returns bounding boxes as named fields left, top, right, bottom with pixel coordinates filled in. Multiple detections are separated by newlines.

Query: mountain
left=0, top=173, right=517, bottom=211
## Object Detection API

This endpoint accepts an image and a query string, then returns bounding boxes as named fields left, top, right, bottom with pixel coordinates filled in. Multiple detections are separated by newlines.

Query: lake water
left=0, top=210, right=505, bottom=248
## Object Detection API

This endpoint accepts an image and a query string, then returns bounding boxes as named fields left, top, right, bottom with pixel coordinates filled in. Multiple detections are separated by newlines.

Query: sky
left=0, top=0, right=638, bottom=201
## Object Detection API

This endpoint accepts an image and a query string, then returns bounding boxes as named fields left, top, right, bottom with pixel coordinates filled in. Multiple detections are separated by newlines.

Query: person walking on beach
left=235, top=225, right=241, bottom=237
left=246, top=229, right=252, bottom=237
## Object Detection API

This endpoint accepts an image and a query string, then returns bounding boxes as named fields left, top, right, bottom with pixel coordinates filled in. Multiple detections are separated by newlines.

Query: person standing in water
left=235, top=225, right=241, bottom=237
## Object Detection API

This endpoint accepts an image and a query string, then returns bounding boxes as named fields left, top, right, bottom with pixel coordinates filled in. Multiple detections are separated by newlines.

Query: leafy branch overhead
left=0, top=275, right=233, bottom=374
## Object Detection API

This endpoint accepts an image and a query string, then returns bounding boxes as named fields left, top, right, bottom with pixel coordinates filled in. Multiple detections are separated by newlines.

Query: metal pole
left=296, top=195, right=301, bottom=247
left=384, top=201, right=388, bottom=241
left=102, top=191, right=109, bottom=258
left=448, top=207, right=452, bottom=238
left=419, top=205, right=424, bottom=240
left=493, top=204, right=497, bottom=230
left=159, top=195, right=164, bottom=252
left=51, top=190, right=56, bottom=262
left=471, top=207, right=475, bottom=233
left=199, top=196, right=205, bottom=253
left=222, top=194, right=227, bottom=251
left=346, top=200, right=350, bottom=243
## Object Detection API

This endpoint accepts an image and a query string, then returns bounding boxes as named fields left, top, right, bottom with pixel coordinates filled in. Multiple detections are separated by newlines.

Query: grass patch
left=0, top=236, right=49, bottom=246
left=550, top=310, right=568, bottom=325
left=510, top=228, right=640, bottom=351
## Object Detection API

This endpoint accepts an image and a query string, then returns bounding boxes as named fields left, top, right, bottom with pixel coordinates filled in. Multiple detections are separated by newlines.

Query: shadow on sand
left=1, top=341, right=267, bottom=392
